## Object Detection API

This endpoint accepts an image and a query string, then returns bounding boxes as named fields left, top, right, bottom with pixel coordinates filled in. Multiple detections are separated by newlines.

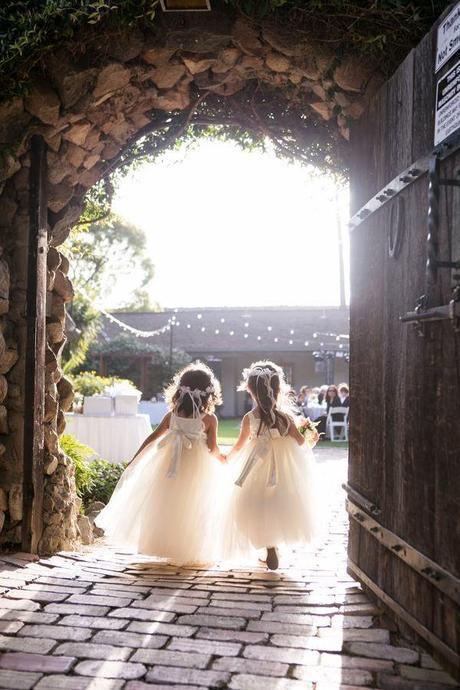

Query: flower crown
left=237, top=366, right=278, bottom=392
left=178, top=385, right=214, bottom=398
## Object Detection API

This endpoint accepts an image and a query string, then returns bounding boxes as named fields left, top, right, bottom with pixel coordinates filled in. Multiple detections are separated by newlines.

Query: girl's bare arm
left=226, top=414, right=251, bottom=460
left=128, top=412, right=171, bottom=464
left=288, top=419, right=306, bottom=446
left=205, top=414, right=226, bottom=462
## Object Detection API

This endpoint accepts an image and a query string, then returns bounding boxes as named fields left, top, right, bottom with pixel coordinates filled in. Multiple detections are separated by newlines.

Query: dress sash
left=157, top=427, right=205, bottom=479
left=235, top=436, right=278, bottom=488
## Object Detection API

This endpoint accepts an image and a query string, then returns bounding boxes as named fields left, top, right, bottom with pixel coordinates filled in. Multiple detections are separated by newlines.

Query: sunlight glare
left=112, top=140, right=350, bottom=310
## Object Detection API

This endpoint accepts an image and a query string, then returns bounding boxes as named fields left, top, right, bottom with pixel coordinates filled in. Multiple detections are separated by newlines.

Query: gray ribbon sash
left=235, top=436, right=278, bottom=488
left=158, top=428, right=204, bottom=479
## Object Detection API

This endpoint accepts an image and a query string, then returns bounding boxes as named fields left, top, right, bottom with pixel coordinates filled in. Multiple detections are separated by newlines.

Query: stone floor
left=0, top=450, right=457, bottom=690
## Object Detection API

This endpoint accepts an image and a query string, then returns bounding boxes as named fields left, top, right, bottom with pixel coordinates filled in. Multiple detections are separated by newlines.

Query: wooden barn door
left=348, top=8, right=460, bottom=677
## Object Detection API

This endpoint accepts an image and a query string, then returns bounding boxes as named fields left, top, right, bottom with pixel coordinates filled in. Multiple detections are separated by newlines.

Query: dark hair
left=326, top=385, right=339, bottom=399
left=245, top=361, right=290, bottom=436
left=165, top=362, right=222, bottom=417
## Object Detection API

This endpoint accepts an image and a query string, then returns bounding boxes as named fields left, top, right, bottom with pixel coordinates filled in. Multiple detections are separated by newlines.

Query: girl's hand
left=297, top=416, right=312, bottom=430
left=217, top=453, right=227, bottom=464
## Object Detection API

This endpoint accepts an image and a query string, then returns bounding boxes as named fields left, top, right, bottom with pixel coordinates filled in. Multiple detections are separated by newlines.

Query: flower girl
left=223, top=361, right=320, bottom=570
left=96, top=362, right=226, bottom=565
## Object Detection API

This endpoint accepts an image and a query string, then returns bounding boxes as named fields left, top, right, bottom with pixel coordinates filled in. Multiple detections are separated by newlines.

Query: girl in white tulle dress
left=222, top=361, right=320, bottom=570
left=96, top=362, right=226, bottom=565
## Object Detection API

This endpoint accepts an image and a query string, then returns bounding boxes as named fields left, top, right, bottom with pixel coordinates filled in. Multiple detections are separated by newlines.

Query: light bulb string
left=94, top=306, right=349, bottom=351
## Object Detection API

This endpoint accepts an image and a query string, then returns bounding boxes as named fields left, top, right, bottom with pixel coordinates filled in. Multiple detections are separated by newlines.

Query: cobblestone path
left=0, top=450, right=457, bottom=690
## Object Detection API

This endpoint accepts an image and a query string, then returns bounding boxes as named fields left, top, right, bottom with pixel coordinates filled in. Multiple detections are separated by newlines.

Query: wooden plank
left=347, top=499, right=460, bottom=604
left=348, top=559, right=460, bottom=669
left=22, top=135, right=47, bottom=554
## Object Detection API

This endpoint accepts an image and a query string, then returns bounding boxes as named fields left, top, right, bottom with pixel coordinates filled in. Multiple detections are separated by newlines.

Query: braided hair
left=239, top=361, right=292, bottom=436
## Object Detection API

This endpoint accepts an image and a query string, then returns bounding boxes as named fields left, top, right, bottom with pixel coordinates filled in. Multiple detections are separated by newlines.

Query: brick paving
left=0, top=450, right=458, bottom=689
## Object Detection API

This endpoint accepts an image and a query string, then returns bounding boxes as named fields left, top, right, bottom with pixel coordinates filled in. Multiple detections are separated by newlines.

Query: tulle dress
left=221, top=411, right=320, bottom=560
left=95, top=412, right=226, bottom=565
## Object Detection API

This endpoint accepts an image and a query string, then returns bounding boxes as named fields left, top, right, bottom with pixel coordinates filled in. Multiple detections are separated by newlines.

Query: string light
left=101, top=310, right=171, bottom=338
left=100, top=307, right=349, bottom=357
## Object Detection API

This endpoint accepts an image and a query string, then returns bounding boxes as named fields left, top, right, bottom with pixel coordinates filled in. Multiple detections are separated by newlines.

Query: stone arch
left=0, top=8, right=380, bottom=553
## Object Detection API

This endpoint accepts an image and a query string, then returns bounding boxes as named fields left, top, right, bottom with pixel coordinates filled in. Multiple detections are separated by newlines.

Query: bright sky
left=112, top=139, right=350, bottom=309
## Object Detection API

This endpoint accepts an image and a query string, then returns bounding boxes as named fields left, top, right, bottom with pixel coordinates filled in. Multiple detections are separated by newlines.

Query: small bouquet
left=297, top=416, right=321, bottom=448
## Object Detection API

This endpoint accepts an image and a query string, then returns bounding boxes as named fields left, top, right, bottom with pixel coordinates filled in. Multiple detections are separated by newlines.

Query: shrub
left=60, top=434, right=96, bottom=500
left=69, top=371, right=137, bottom=398
left=82, top=459, right=126, bottom=507
left=61, top=433, right=127, bottom=510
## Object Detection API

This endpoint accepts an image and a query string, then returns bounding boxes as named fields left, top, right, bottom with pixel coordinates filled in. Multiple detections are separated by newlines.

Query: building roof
left=100, top=306, right=349, bottom=356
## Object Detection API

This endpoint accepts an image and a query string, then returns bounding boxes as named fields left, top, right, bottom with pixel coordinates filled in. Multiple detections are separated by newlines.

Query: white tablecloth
left=304, top=403, right=327, bottom=421
left=64, top=413, right=152, bottom=464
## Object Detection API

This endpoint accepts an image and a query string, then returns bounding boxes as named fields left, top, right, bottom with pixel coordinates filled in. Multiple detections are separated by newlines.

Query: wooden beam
left=342, top=482, right=381, bottom=515
left=348, top=559, right=460, bottom=670
left=347, top=499, right=460, bottom=605
left=22, top=135, right=47, bottom=553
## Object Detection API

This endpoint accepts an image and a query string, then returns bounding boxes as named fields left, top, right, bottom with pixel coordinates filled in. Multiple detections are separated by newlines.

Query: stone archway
left=0, top=8, right=382, bottom=553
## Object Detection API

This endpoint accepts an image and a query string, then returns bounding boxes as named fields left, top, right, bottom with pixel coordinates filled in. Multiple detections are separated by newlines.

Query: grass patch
left=218, top=418, right=241, bottom=445
left=316, top=440, right=349, bottom=449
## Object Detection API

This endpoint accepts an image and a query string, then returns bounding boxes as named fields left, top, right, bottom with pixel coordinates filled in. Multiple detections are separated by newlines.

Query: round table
left=64, top=413, right=152, bottom=464
left=304, top=403, right=327, bottom=421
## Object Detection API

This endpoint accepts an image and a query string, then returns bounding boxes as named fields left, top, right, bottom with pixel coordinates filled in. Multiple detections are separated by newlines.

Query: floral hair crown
left=175, top=384, right=214, bottom=418
left=237, top=366, right=278, bottom=391
left=178, top=385, right=214, bottom=398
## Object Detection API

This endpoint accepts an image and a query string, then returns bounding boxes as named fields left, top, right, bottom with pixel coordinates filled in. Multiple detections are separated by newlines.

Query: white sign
left=436, top=2, right=460, bottom=72
left=435, top=59, right=460, bottom=145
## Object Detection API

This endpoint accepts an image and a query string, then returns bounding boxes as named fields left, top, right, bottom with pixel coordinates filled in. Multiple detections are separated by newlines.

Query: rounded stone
left=45, top=454, right=59, bottom=475
left=0, top=374, right=7, bottom=403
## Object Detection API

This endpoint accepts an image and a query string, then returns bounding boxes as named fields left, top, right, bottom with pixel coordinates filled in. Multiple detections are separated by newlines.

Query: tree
left=61, top=205, right=156, bottom=373
left=63, top=214, right=154, bottom=309
left=78, top=333, right=192, bottom=398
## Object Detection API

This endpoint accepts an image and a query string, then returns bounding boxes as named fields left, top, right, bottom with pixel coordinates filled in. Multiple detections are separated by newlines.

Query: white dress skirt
left=221, top=411, right=321, bottom=560
left=95, top=413, right=227, bottom=565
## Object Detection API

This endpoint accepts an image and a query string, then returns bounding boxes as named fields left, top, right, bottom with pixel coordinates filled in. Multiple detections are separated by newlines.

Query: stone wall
left=0, top=12, right=377, bottom=552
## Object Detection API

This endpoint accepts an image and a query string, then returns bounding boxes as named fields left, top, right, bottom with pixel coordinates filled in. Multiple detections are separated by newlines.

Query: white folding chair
left=326, top=407, right=349, bottom=441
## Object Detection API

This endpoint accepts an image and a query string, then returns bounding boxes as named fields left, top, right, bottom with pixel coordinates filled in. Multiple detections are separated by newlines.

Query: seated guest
left=289, top=389, right=303, bottom=415
left=317, top=384, right=328, bottom=404
left=310, top=387, right=320, bottom=404
left=338, top=383, right=350, bottom=407
left=317, top=385, right=343, bottom=437
left=297, top=385, right=311, bottom=408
